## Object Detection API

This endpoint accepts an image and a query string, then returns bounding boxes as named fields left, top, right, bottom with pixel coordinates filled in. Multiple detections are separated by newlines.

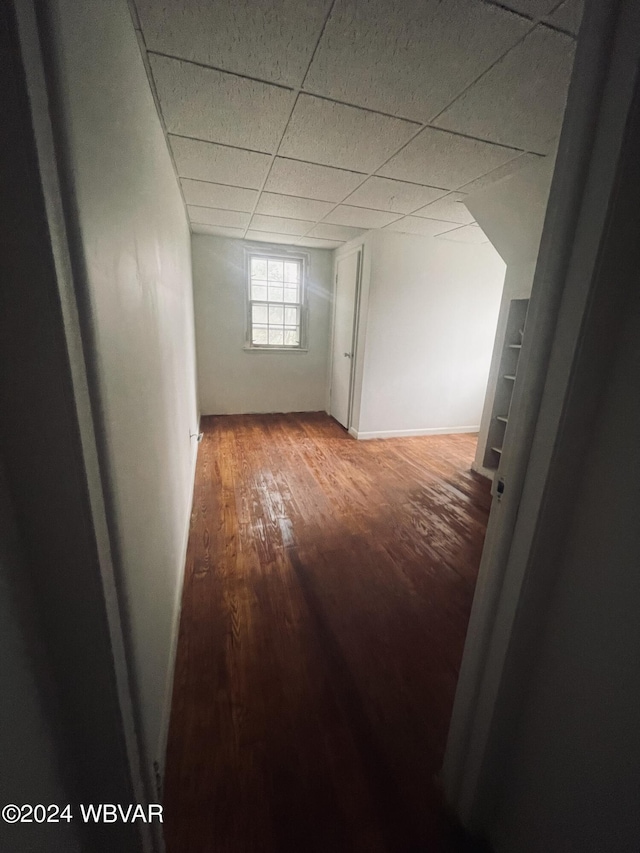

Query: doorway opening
left=330, top=247, right=361, bottom=430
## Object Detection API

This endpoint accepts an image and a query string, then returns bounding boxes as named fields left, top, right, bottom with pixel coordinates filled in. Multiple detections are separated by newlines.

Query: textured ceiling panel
left=434, top=27, right=575, bottom=153
left=323, top=205, right=401, bottom=229
left=170, top=136, right=271, bottom=187
left=458, top=152, right=544, bottom=193
left=308, top=223, right=365, bottom=241
left=245, top=231, right=299, bottom=246
left=437, top=224, right=489, bottom=243
left=278, top=95, right=419, bottom=173
left=135, top=0, right=332, bottom=86
left=544, top=0, right=583, bottom=35
left=304, top=0, right=529, bottom=121
left=265, top=158, right=365, bottom=201
left=296, top=236, right=343, bottom=249
left=181, top=179, right=257, bottom=211
left=150, top=55, right=294, bottom=151
left=343, top=176, right=448, bottom=213
left=379, top=127, right=519, bottom=189
left=187, top=206, right=251, bottom=228
left=256, top=192, right=333, bottom=220
left=384, top=216, right=460, bottom=236
left=191, top=224, right=246, bottom=238
left=413, top=192, right=475, bottom=224
left=497, top=0, right=559, bottom=17
left=250, top=215, right=313, bottom=236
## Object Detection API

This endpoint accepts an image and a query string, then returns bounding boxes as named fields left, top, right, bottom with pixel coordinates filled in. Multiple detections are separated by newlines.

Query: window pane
left=284, top=286, right=298, bottom=304
left=251, top=283, right=267, bottom=301
left=268, top=328, right=284, bottom=346
left=268, top=305, right=284, bottom=325
left=284, top=329, right=300, bottom=346
left=251, top=258, right=267, bottom=279
left=252, top=326, right=268, bottom=345
left=284, top=262, right=300, bottom=283
left=252, top=304, right=268, bottom=324
left=268, top=285, right=284, bottom=302
left=284, top=306, right=299, bottom=326
left=268, top=260, right=283, bottom=281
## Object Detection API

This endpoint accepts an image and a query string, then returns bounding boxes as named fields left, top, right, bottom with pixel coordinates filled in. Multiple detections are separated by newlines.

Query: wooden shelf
left=482, top=298, right=529, bottom=474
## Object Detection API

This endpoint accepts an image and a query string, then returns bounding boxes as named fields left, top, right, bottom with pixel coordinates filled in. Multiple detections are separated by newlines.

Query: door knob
left=344, top=352, right=352, bottom=358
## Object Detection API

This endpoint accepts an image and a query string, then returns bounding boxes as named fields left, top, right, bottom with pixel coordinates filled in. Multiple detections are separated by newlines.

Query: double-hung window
left=247, top=252, right=305, bottom=349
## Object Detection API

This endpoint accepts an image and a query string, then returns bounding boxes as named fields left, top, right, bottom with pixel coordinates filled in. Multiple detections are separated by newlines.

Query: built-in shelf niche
left=483, top=298, right=529, bottom=473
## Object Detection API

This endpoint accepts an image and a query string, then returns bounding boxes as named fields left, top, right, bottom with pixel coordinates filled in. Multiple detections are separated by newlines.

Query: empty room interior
left=5, top=0, right=640, bottom=852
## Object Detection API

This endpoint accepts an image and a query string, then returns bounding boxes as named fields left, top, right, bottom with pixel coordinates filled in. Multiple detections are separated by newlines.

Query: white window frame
left=244, top=246, right=309, bottom=352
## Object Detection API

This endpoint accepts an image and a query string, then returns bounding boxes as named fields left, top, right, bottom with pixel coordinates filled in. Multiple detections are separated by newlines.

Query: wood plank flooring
left=163, top=413, right=491, bottom=853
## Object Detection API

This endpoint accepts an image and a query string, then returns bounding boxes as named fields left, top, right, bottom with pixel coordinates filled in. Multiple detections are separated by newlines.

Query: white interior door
left=330, top=250, right=360, bottom=428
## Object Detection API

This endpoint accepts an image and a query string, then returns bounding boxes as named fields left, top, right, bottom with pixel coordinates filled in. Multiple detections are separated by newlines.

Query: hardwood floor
left=163, top=413, right=491, bottom=853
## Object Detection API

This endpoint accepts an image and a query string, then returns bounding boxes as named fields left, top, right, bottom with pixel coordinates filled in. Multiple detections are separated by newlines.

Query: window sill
left=243, top=346, right=309, bottom=353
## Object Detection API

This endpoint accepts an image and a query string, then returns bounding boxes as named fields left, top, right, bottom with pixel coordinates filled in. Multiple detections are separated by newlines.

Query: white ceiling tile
left=191, top=224, right=246, bottom=238
left=136, top=0, right=332, bottom=87
left=296, top=236, right=343, bottom=249
left=378, top=127, right=520, bottom=189
left=170, top=136, right=271, bottom=188
left=309, top=223, right=365, bottom=241
left=304, top=0, right=530, bottom=121
left=458, top=152, right=545, bottom=193
left=384, top=216, right=460, bottom=236
left=181, top=179, right=257, bottom=211
left=497, top=0, right=559, bottom=17
left=413, top=192, right=475, bottom=224
left=544, top=0, right=583, bottom=35
left=437, top=224, right=489, bottom=244
left=265, top=158, right=365, bottom=201
left=323, top=205, right=401, bottom=229
left=245, top=231, right=300, bottom=246
left=250, top=215, right=313, bottom=236
left=150, top=55, right=294, bottom=152
left=433, top=27, right=576, bottom=154
left=187, top=206, right=251, bottom=228
left=255, top=192, right=333, bottom=220
left=343, top=177, right=448, bottom=214
left=278, top=94, right=419, bottom=173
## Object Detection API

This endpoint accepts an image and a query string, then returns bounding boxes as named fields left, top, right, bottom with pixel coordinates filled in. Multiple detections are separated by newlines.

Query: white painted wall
left=344, top=231, right=505, bottom=439
left=192, top=234, right=333, bottom=414
left=466, top=154, right=556, bottom=476
left=46, top=0, right=199, bottom=785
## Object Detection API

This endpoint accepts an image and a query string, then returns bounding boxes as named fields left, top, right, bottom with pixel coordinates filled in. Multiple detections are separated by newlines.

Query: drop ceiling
left=131, top=0, right=581, bottom=249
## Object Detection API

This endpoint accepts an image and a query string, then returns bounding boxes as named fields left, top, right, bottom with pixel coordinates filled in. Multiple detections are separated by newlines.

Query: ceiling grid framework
left=131, top=0, right=582, bottom=249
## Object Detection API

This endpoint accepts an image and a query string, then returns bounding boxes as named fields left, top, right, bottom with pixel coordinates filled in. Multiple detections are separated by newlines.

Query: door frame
left=443, top=0, right=640, bottom=832
left=10, top=1, right=155, bottom=850
left=329, top=245, right=363, bottom=431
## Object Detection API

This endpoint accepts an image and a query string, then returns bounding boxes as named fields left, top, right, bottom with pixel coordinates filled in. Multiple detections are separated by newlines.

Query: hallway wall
left=192, top=234, right=333, bottom=415
left=43, top=0, right=199, bottom=786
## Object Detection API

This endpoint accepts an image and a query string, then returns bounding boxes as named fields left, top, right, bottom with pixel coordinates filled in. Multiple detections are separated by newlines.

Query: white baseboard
left=349, top=425, right=480, bottom=440
left=155, top=415, right=200, bottom=788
